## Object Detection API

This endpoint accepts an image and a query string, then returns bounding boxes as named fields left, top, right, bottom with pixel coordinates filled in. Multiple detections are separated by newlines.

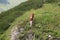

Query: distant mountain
left=0, top=0, right=27, bottom=12
left=0, top=0, right=9, bottom=4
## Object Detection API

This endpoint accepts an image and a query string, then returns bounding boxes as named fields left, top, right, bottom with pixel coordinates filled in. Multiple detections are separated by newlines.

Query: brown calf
left=30, top=13, right=34, bottom=26
left=30, top=13, right=34, bottom=21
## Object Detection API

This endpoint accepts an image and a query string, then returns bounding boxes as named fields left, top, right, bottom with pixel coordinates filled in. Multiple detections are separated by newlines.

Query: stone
left=20, top=28, right=24, bottom=33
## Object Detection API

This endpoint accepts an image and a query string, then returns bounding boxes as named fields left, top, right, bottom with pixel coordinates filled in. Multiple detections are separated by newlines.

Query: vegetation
left=0, top=0, right=60, bottom=40
left=0, top=0, right=43, bottom=34
left=45, top=0, right=60, bottom=3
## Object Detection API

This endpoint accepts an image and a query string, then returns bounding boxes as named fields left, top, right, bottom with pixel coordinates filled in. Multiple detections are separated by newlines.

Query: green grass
left=1, top=4, right=60, bottom=40
left=0, top=0, right=43, bottom=34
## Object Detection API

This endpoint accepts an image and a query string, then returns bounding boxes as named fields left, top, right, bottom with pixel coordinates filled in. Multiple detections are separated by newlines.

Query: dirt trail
left=10, top=25, right=20, bottom=40
left=10, top=25, right=35, bottom=40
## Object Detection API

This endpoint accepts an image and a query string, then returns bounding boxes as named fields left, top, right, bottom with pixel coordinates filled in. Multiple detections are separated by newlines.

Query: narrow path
left=10, top=25, right=24, bottom=40
left=10, top=25, right=20, bottom=40
left=10, top=24, right=35, bottom=40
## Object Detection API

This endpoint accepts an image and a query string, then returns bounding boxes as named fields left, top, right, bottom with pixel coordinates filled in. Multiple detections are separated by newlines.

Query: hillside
left=0, top=0, right=42, bottom=34
left=0, top=3, right=60, bottom=40
left=0, top=0, right=43, bottom=40
left=0, top=0, right=60, bottom=40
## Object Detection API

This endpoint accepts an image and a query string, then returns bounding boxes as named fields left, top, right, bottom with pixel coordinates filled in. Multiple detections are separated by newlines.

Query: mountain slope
left=0, top=0, right=42, bottom=34
left=1, top=4, right=60, bottom=40
left=0, top=0, right=43, bottom=40
left=0, top=0, right=60, bottom=40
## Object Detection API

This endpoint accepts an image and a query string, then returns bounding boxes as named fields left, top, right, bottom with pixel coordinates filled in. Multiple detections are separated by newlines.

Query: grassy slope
left=0, top=0, right=43, bottom=40
left=0, top=0, right=38, bottom=34
left=1, top=3, right=60, bottom=40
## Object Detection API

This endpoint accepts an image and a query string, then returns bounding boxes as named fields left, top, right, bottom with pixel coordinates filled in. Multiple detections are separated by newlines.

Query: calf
left=30, top=13, right=34, bottom=26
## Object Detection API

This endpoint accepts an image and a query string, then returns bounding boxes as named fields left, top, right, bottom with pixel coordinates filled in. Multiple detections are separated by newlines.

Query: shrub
left=46, top=0, right=60, bottom=3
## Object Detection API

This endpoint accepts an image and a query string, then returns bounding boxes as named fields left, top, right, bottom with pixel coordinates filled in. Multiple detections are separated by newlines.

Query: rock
left=48, top=35, right=52, bottom=38
left=20, top=28, right=24, bottom=33
left=25, top=33, right=35, bottom=40
left=10, top=26, right=20, bottom=40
